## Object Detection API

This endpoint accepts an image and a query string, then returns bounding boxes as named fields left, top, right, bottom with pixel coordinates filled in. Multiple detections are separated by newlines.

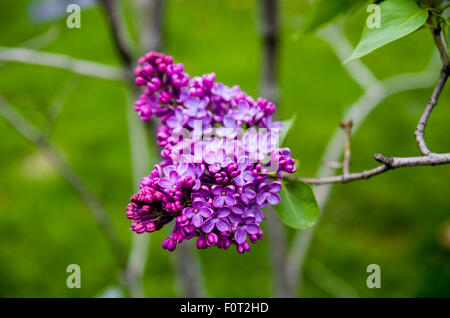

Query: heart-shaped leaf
left=273, top=180, right=319, bottom=229
left=345, top=0, right=428, bottom=63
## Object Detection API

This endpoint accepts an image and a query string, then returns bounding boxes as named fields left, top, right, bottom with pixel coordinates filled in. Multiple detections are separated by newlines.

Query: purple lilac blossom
left=126, top=51, right=296, bottom=253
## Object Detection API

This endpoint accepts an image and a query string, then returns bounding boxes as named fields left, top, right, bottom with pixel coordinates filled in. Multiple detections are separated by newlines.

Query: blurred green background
left=0, top=0, right=449, bottom=297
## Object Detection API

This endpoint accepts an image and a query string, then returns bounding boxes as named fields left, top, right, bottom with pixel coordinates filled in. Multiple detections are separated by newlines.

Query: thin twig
left=415, top=67, right=449, bottom=155
left=261, top=0, right=279, bottom=102
left=374, top=153, right=450, bottom=167
left=339, top=120, right=353, bottom=175
left=135, top=0, right=164, bottom=52
left=293, top=152, right=450, bottom=185
left=296, top=164, right=389, bottom=185
left=98, top=0, right=134, bottom=69
left=0, top=46, right=124, bottom=80
left=431, top=27, right=450, bottom=69
left=294, top=62, right=449, bottom=186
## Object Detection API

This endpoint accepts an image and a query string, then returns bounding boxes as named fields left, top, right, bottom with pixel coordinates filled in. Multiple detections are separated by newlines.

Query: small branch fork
left=292, top=31, right=450, bottom=186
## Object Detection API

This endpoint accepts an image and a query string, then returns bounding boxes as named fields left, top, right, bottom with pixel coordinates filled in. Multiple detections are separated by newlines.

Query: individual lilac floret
left=240, top=184, right=257, bottom=205
left=202, top=207, right=231, bottom=233
left=184, top=97, right=209, bottom=118
left=182, top=199, right=213, bottom=228
left=234, top=217, right=260, bottom=245
left=211, top=185, right=237, bottom=208
left=256, top=182, right=281, bottom=208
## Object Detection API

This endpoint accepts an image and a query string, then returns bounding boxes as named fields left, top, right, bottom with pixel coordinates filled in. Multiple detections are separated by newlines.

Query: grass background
left=0, top=0, right=449, bottom=297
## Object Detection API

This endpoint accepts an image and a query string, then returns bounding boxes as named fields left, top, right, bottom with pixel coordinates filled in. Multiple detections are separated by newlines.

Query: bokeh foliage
left=0, top=0, right=449, bottom=297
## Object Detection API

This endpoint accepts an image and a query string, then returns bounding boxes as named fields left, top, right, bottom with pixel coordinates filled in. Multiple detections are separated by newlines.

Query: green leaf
left=279, top=115, right=296, bottom=146
left=303, top=0, right=365, bottom=32
left=273, top=180, right=319, bottom=229
left=345, top=0, right=428, bottom=63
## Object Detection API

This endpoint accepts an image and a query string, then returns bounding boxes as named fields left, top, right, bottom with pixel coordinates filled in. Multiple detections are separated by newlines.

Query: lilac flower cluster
left=126, top=52, right=296, bottom=253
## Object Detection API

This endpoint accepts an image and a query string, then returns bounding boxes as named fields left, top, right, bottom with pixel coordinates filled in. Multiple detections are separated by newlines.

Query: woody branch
left=290, top=29, right=450, bottom=186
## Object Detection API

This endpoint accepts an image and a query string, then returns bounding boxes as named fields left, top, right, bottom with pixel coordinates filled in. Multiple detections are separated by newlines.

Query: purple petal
left=169, top=170, right=179, bottom=183
left=246, top=224, right=259, bottom=235
left=223, top=115, right=236, bottom=128
left=192, top=200, right=204, bottom=209
left=158, top=178, right=172, bottom=189
left=224, top=195, right=236, bottom=207
left=211, top=186, right=223, bottom=196
left=184, top=97, right=200, bottom=109
left=231, top=204, right=244, bottom=215
left=186, top=164, right=197, bottom=177
left=183, top=207, right=194, bottom=218
left=269, top=182, right=282, bottom=193
left=166, top=116, right=180, bottom=129
left=234, top=227, right=247, bottom=244
left=244, top=188, right=256, bottom=198
left=224, top=185, right=235, bottom=194
left=243, top=206, right=257, bottom=218
left=229, top=213, right=242, bottom=223
left=233, top=174, right=245, bottom=187
left=177, top=161, right=188, bottom=176
left=241, top=190, right=256, bottom=204
left=215, top=219, right=230, bottom=232
left=256, top=192, right=267, bottom=206
left=213, top=196, right=225, bottom=208
left=192, top=214, right=203, bottom=228
left=217, top=207, right=231, bottom=218
left=192, top=179, right=201, bottom=191
left=199, top=207, right=213, bottom=218
left=208, top=164, right=221, bottom=173
left=202, top=219, right=216, bottom=233
left=267, top=193, right=280, bottom=205
left=243, top=171, right=255, bottom=182
left=204, top=152, right=215, bottom=164
left=163, top=165, right=175, bottom=176
left=175, top=107, right=185, bottom=121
